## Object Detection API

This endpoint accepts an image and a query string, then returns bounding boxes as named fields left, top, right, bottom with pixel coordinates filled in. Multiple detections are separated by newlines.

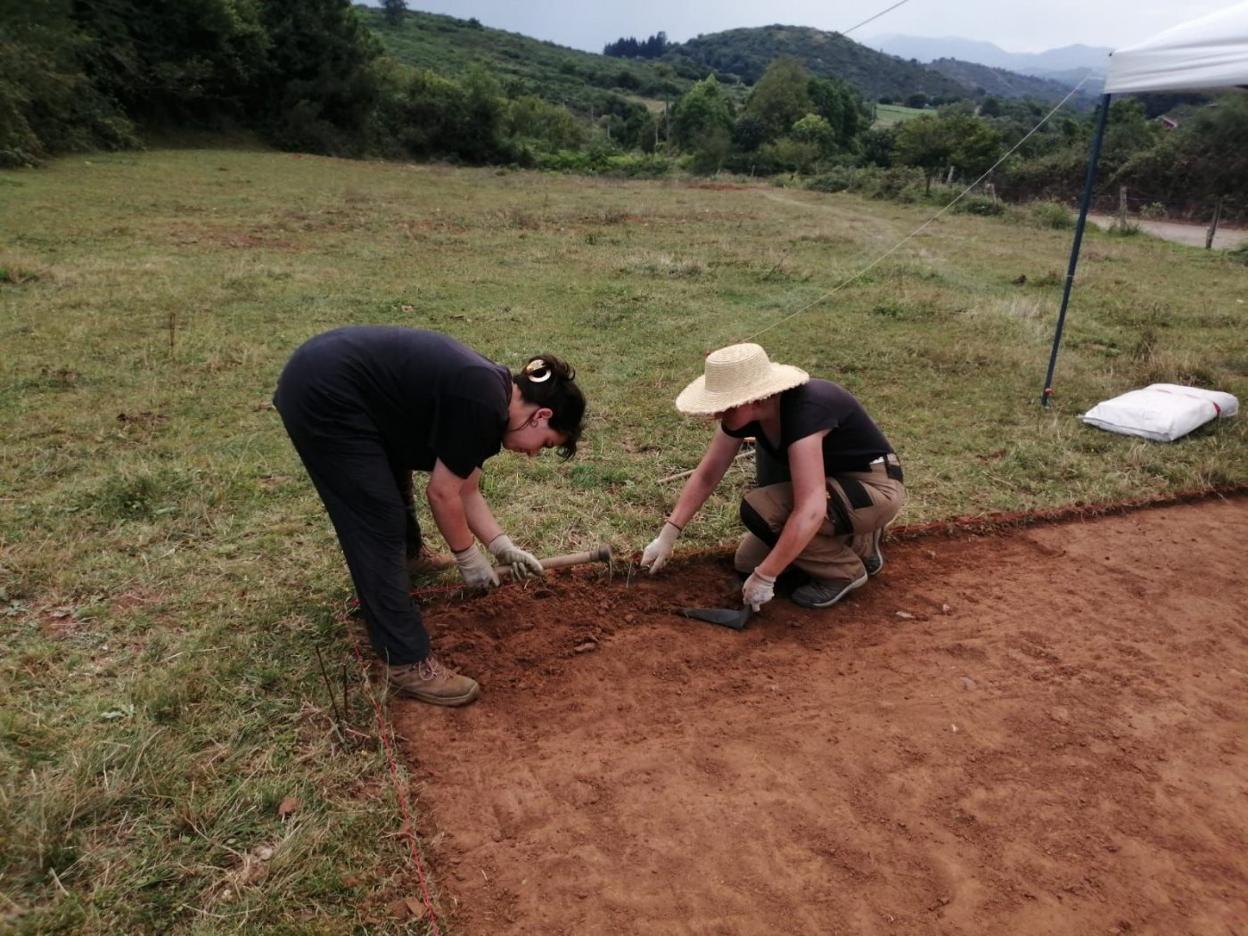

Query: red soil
left=394, top=495, right=1248, bottom=935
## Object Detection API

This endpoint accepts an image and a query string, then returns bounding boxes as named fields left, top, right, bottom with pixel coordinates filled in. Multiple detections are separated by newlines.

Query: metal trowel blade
left=681, top=606, right=752, bottom=630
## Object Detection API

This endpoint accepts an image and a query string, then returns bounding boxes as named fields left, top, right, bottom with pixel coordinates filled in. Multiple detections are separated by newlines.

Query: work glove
left=742, top=569, right=776, bottom=612
left=641, top=521, right=681, bottom=574
left=488, top=534, right=544, bottom=580
left=453, top=544, right=500, bottom=590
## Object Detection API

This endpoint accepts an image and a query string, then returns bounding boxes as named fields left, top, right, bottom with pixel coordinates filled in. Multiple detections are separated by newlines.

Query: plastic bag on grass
left=1081, top=383, right=1238, bottom=442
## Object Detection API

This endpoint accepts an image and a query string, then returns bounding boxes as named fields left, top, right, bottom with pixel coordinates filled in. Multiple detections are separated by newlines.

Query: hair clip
left=525, top=359, right=552, bottom=382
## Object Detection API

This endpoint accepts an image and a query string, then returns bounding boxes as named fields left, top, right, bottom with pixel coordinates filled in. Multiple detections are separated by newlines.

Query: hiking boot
left=864, top=528, right=884, bottom=577
left=385, top=657, right=480, bottom=707
left=407, top=543, right=453, bottom=576
left=791, top=572, right=869, bottom=609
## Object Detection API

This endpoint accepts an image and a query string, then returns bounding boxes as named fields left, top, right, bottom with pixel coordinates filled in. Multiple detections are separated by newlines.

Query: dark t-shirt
left=723, top=379, right=893, bottom=479
left=275, top=326, right=511, bottom=478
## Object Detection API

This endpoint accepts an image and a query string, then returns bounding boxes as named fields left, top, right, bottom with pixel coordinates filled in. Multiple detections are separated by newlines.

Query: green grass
left=873, top=103, right=928, bottom=127
left=2, top=148, right=1245, bottom=933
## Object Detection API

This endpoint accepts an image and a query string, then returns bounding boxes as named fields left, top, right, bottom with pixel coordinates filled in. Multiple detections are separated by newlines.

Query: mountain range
left=867, top=34, right=1111, bottom=85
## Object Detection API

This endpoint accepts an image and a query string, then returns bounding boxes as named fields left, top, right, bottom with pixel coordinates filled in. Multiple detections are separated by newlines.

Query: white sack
left=1080, top=384, right=1239, bottom=442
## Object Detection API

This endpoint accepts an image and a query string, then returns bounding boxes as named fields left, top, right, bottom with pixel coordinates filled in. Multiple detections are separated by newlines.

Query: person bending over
left=275, top=326, right=586, bottom=706
left=641, top=343, right=903, bottom=612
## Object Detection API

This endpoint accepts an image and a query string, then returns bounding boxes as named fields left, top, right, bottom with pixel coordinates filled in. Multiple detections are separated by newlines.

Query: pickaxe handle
left=496, top=544, right=612, bottom=579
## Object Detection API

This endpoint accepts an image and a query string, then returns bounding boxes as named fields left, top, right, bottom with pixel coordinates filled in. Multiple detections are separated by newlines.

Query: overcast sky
left=398, top=1, right=1231, bottom=54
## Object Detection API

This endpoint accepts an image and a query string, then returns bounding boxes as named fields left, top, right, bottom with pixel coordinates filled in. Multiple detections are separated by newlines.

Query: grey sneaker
left=791, top=572, right=869, bottom=609
left=386, top=657, right=480, bottom=707
left=864, top=528, right=884, bottom=577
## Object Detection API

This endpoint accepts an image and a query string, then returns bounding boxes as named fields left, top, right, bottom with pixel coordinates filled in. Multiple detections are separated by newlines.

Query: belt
left=867, top=453, right=903, bottom=482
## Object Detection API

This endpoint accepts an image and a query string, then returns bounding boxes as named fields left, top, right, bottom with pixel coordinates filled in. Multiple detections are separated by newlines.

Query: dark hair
left=513, top=354, right=586, bottom=459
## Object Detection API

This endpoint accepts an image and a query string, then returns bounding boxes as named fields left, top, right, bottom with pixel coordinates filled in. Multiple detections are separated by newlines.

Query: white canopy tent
left=1106, top=1, right=1248, bottom=94
left=1041, top=1, right=1248, bottom=404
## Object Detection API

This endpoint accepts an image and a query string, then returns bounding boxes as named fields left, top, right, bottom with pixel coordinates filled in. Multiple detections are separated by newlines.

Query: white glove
left=488, top=534, right=544, bottom=580
left=641, top=521, right=681, bottom=574
left=742, top=569, right=776, bottom=611
left=453, top=544, right=500, bottom=589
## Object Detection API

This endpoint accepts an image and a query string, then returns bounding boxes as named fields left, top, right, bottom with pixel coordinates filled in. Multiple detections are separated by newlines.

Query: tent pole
left=1042, top=93, right=1112, bottom=407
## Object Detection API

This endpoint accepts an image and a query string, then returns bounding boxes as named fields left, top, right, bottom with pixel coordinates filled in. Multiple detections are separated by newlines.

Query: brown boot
left=386, top=657, right=479, bottom=707
left=407, top=543, right=454, bottom=576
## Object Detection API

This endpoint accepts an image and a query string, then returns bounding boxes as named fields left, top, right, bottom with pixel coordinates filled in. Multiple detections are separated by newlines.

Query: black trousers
left=275, top=366, right=430, bottom=666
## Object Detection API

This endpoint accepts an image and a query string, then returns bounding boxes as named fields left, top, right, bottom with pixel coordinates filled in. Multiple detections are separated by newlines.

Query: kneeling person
left=641, top=343, right=904, bottom=611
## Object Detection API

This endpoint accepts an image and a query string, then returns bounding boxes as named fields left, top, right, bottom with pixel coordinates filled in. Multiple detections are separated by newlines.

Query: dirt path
left=395, top=496, right=1248, bottom=935
left=1088, top=214, right=1248, bottom=249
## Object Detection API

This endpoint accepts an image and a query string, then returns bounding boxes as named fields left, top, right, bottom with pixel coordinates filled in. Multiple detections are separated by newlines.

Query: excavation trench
left=392, top=494, right=1248, bottom=935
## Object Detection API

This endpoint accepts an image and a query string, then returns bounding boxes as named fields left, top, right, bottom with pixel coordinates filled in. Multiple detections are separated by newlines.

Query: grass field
left=2, top=149, right=1245, bottom=934
left=874, top=103, right=929, bottom=127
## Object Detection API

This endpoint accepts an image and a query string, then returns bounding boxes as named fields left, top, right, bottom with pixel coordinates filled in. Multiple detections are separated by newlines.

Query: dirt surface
left=394, top=496, right=1248, bottom=935
left=1088, top=214, right=1248, bottom=250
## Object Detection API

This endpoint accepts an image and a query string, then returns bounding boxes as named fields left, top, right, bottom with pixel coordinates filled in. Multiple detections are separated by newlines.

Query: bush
left=535, top=149, right=673, bottom=177
left=955, top=194, right=1005, bottom=216
left=802, top=165, right=926, bottom=202
left=790, top=113, right=835, bottom=155
left=865, top=166, right=925, bottom=200
left=806, top=168, right=855, bottom=192
left=0, top=21, right=138, bottom=167
left=757, top=138, right=821, bottom=174
left=995, top=146, right=1087, bottom=202
left=536, top=149, right=597, bottom=173
left=1229, top=243, right=1248, bottom=266
left=1140, top=201, right=1167, bottom=220
left=1026, top=200, right=1075, bottom=229
left=506, top=95, right=587, bottom=152
left=269, top=99, right=353, bottom=156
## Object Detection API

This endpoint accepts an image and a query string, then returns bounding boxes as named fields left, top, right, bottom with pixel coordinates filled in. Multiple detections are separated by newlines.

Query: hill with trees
left=363, top=7, right=683, bottom=115
left=667, top=25, right=969, bottom=102
left=367, top=14, right=1090, bottom=121
left=371, top=15, right=986, bottom=110
left=926, top=58, right=1095, bottom=106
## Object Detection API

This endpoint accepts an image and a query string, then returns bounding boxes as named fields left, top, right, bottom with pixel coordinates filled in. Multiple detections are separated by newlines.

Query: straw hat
left=675, top=343, right=809, bottom=415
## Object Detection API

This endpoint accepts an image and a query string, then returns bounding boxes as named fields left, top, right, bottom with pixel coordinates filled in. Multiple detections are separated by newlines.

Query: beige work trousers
left=735, top=460, right=906, bottom=582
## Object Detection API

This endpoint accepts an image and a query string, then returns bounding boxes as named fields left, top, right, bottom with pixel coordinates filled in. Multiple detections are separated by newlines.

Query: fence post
left=1118, top=186, right=1128, bottom=227
left=1206, top=197, right=1224, bottom=250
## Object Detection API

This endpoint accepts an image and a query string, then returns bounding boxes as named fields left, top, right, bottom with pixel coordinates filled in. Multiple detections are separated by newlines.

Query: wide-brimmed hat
left=675, top=343, right=809, bottom=415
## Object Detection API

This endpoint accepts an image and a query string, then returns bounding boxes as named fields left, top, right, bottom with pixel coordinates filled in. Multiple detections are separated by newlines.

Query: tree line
left=603, top=32, right=670, bottom=59
left=2, top=3, right=1241, bottom=220
left=1, top=0, right=383, bottom=165
left=869, top=96, right=1247, bottom=220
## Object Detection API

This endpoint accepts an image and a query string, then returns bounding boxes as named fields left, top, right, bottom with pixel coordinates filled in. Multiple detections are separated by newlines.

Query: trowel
left=680, top=605, right=752, bottom=630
